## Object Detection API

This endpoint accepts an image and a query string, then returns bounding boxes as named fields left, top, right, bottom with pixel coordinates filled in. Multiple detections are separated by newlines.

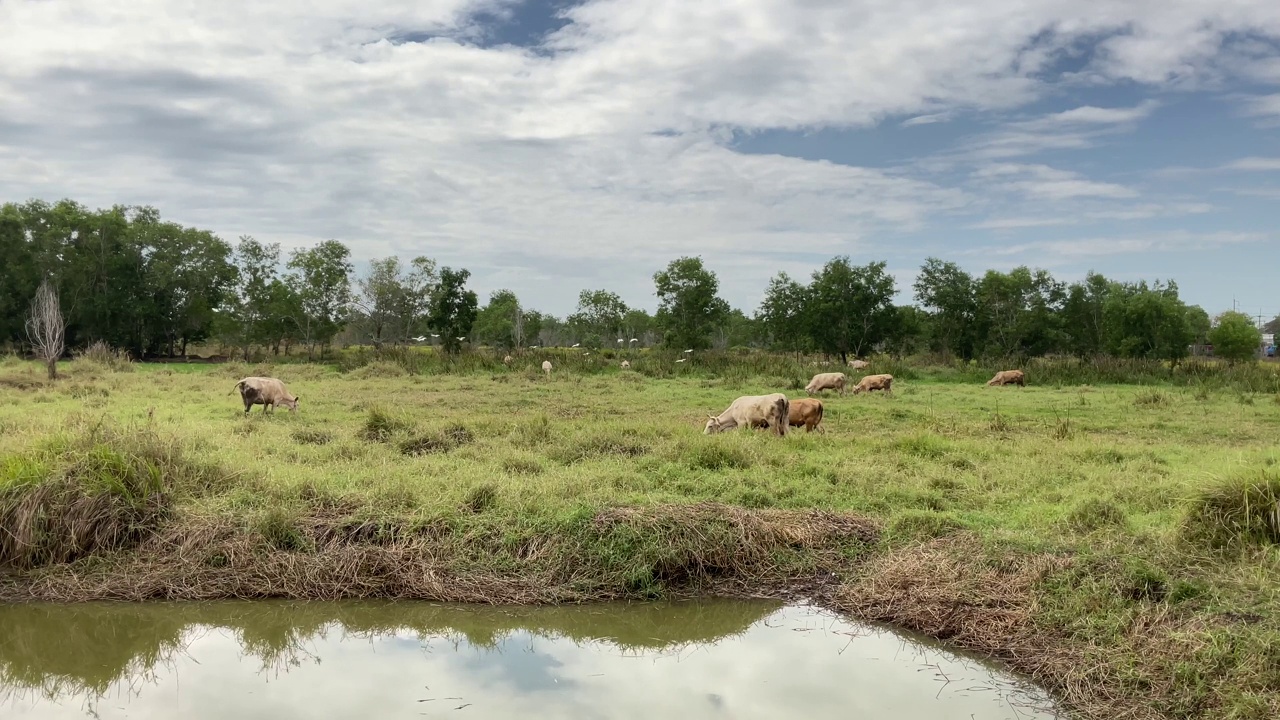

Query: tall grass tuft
left=359, top=407, right=413, bottom=442
left=75, top=341, right=134, bottom=372
left=1183, top=469, right=1280, bottom=550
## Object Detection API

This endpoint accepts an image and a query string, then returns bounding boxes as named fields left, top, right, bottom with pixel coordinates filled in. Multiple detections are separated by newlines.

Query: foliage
left=427, top=267, right=478, bottom=354
left=287, top=240, right=353, bottom=359
left=653, top=257, right=729, bottom=350
left=1208, top=311, right=1262, bottom=364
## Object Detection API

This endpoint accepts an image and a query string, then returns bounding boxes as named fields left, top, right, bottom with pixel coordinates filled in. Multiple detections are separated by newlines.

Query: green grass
left=1, top=357, right=1279, bottom=718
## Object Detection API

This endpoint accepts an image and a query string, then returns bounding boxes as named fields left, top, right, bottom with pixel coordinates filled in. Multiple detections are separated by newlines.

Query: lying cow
left=986, top=369, right=1026, bottom=387
left=621, top=360, right=631, bottom=369
left=805, top=371, right=846, bottom=396
left=231, top=376, right=299, bottom=414
left=851, top=373, right=893, bottom=395
left=704, top=393, right=790, bottom=437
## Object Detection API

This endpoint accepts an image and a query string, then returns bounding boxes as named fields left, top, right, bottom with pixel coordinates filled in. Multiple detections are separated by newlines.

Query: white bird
left=530, top=345, right=539, bottom=349
left=571, top=343, right=580, bottom=348
left=630, top=338, right=638, bottom=343
left=583, top=352, right=591, bottom=356
left=411, top=336, right=426, bottom=342
left=430, top=333, right=439, bottom=338
left=684, top=349, right=693, bottom=354
left=456, top=336, right=466, bottom=341
left=676, top=358, right=686, bottom=363
left=617, top=338, right=624, bottom=344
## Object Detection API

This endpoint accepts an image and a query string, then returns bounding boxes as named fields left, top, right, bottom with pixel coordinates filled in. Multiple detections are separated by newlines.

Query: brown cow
left=986, top=369, right=1026, bottom=387
left=231, top=376, right=299, bottom=414
left=850, top=373, right=893, bottom=395
left=787, top=398, right=825, bottom=433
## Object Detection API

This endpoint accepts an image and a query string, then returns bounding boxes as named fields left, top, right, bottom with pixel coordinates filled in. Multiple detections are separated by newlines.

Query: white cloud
left=1, top=1, right=1279, bottom=313
left=1239, top=93, right=1280, bottom=121
left=971, top=163, right=1138, bottom=199
left=1223, top=156, right=1280, bottom=171
left=969, top=231, right=1264, bottom=259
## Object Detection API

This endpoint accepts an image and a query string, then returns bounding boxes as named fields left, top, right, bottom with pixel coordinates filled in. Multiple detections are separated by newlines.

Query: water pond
left=0, top=598, right=1061, bottom=719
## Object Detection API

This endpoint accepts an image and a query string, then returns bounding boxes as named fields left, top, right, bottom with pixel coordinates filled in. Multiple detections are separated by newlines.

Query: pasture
left=1, top=355, right=1279, bottom=719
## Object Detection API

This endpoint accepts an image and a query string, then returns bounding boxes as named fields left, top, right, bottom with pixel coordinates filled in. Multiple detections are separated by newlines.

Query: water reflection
left=0, top=599, right=1061, bottom=719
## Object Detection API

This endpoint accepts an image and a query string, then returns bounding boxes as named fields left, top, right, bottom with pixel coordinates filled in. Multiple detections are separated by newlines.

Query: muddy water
left=0, top=599, right=1061, bottom=719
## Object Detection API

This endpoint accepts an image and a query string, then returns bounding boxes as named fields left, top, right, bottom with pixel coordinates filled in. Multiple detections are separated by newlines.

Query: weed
left=1065, top=498, right=1128, bottom=533
left=501, top=455, right=544, bottom=475
left=885, top=510, right=966, bottom=542
left=360, top=407, right=413, bottom=442
left=1134, top=389, right=1170, bottom=408
left=684, top=442, right=754, bottom=471
left=75, top=341, right=134, bottom=372
left=292, top=428, right=333, bottom=446
left=400, top=423, right=475, bottom=456
left=890, top=433, right=949, bottom=460
left=462, top=482, right=498, bottom=513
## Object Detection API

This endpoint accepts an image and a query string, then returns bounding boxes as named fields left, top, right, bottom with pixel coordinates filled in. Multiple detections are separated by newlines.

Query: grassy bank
left=1, top=356, right=1279, bottom=719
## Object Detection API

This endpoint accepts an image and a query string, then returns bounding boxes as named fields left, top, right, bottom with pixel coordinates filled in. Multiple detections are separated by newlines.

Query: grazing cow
left=503, top=355, right=514, bottom=365
left=621, top=360, right=631, bottom=369
left=705, top=393, right=790, bottom=437
left=848, top=359, right=870, bottom=370
left=787, top=398, right=825, bottom=433
left=805, top=372, right=846, bottom=396
left=542, top=360, right=553, bottom=377
left=986, top=369, right=1026, bottom=387
left=231, top=376, right=299, bottom=414
left=850, top=373, right=893, bottom=395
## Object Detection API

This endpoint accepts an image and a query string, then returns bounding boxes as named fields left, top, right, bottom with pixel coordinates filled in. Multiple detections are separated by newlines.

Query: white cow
left=805, top=372, right=846, bottom=396
left=704, top=393, right=790, bottom=437
left=542, top=360, right=553, bottom=377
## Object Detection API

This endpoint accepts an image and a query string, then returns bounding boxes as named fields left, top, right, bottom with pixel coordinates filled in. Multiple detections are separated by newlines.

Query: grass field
left=1, top=355, right=1279, bottom=719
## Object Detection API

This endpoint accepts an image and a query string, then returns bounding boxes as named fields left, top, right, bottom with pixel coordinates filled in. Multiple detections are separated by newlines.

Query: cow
left=787, top=397, right=825, bottom=433
left=503, top=355, right=514, bottom=365
left=805, top=372, right=846, bottom=396
left=542, top=360, right=553, bottom=377
left=704, top=393, right=790, bottom=437
left=231, top=376, right=299, bottom=414
left=848, top=359, right=870, bottom=370
left=850, top=373, right=893, bottom=395
left=986, top=369, right=1026, bottom=387
left=621, top=360, right=631, bottom=369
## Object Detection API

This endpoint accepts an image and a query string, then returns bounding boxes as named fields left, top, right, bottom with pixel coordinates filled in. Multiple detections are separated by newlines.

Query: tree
left=757, top=272, right=811, bottom=352
left=1186, top=305, right=1211, bottom=348
left=1208, top=311, right=1261, bottom=363
left=1101, top=280, right=1194, bottom=364
left=973, top=267, right=1065, bottom=359
left=653, top=257, right=729, bottom=350
left=1061, top=272, right=1110, bottom=358
left=472, top=289, right=523, bottom=349
left=568, top=290, right=628, bottom=348
left=219, top=236, right=285, bottom=361
left=427, top=267, right=478, bottom=354
left=807, top=257, right=896, bottom=363
left=883, top=305, right=930, bottom=358
left=26, top=279, right=65, bottom=379
left=287, top=240, right=353, bottom=359
left=913, top=258, right=978, bottom=359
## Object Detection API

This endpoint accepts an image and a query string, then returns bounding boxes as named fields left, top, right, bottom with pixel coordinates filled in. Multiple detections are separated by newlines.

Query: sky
left=0, top=0, right=1277, bottom=320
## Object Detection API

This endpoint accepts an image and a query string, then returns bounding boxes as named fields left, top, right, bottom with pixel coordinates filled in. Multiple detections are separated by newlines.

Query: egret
left=684, top=349, right=693, bottom=354
left=571, top=343, right=580, bottom=348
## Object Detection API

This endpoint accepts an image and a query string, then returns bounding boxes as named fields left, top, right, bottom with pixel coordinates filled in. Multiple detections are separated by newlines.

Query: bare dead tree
left=25, top=279, right=66, bottom=380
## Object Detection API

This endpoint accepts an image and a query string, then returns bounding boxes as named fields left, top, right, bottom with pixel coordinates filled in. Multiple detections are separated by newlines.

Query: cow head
left=282, top=395, right=300, bottom=412
left=703, top=415, right=726, bottom=434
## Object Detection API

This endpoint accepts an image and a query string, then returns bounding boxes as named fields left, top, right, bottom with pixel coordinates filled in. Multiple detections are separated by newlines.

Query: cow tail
left=815, top=401, right=824, bottom=431
left=775, top=398, right=789, bottom=436
left=229, top=380, right=244, bottom=395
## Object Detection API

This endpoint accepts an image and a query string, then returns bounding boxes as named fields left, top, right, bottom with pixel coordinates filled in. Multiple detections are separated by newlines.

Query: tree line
left=0, top=199, right=1267, bottom=364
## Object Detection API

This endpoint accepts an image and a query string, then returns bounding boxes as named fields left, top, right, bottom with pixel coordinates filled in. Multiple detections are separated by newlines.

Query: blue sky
left=0, top=0, right=1277, bottom=321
